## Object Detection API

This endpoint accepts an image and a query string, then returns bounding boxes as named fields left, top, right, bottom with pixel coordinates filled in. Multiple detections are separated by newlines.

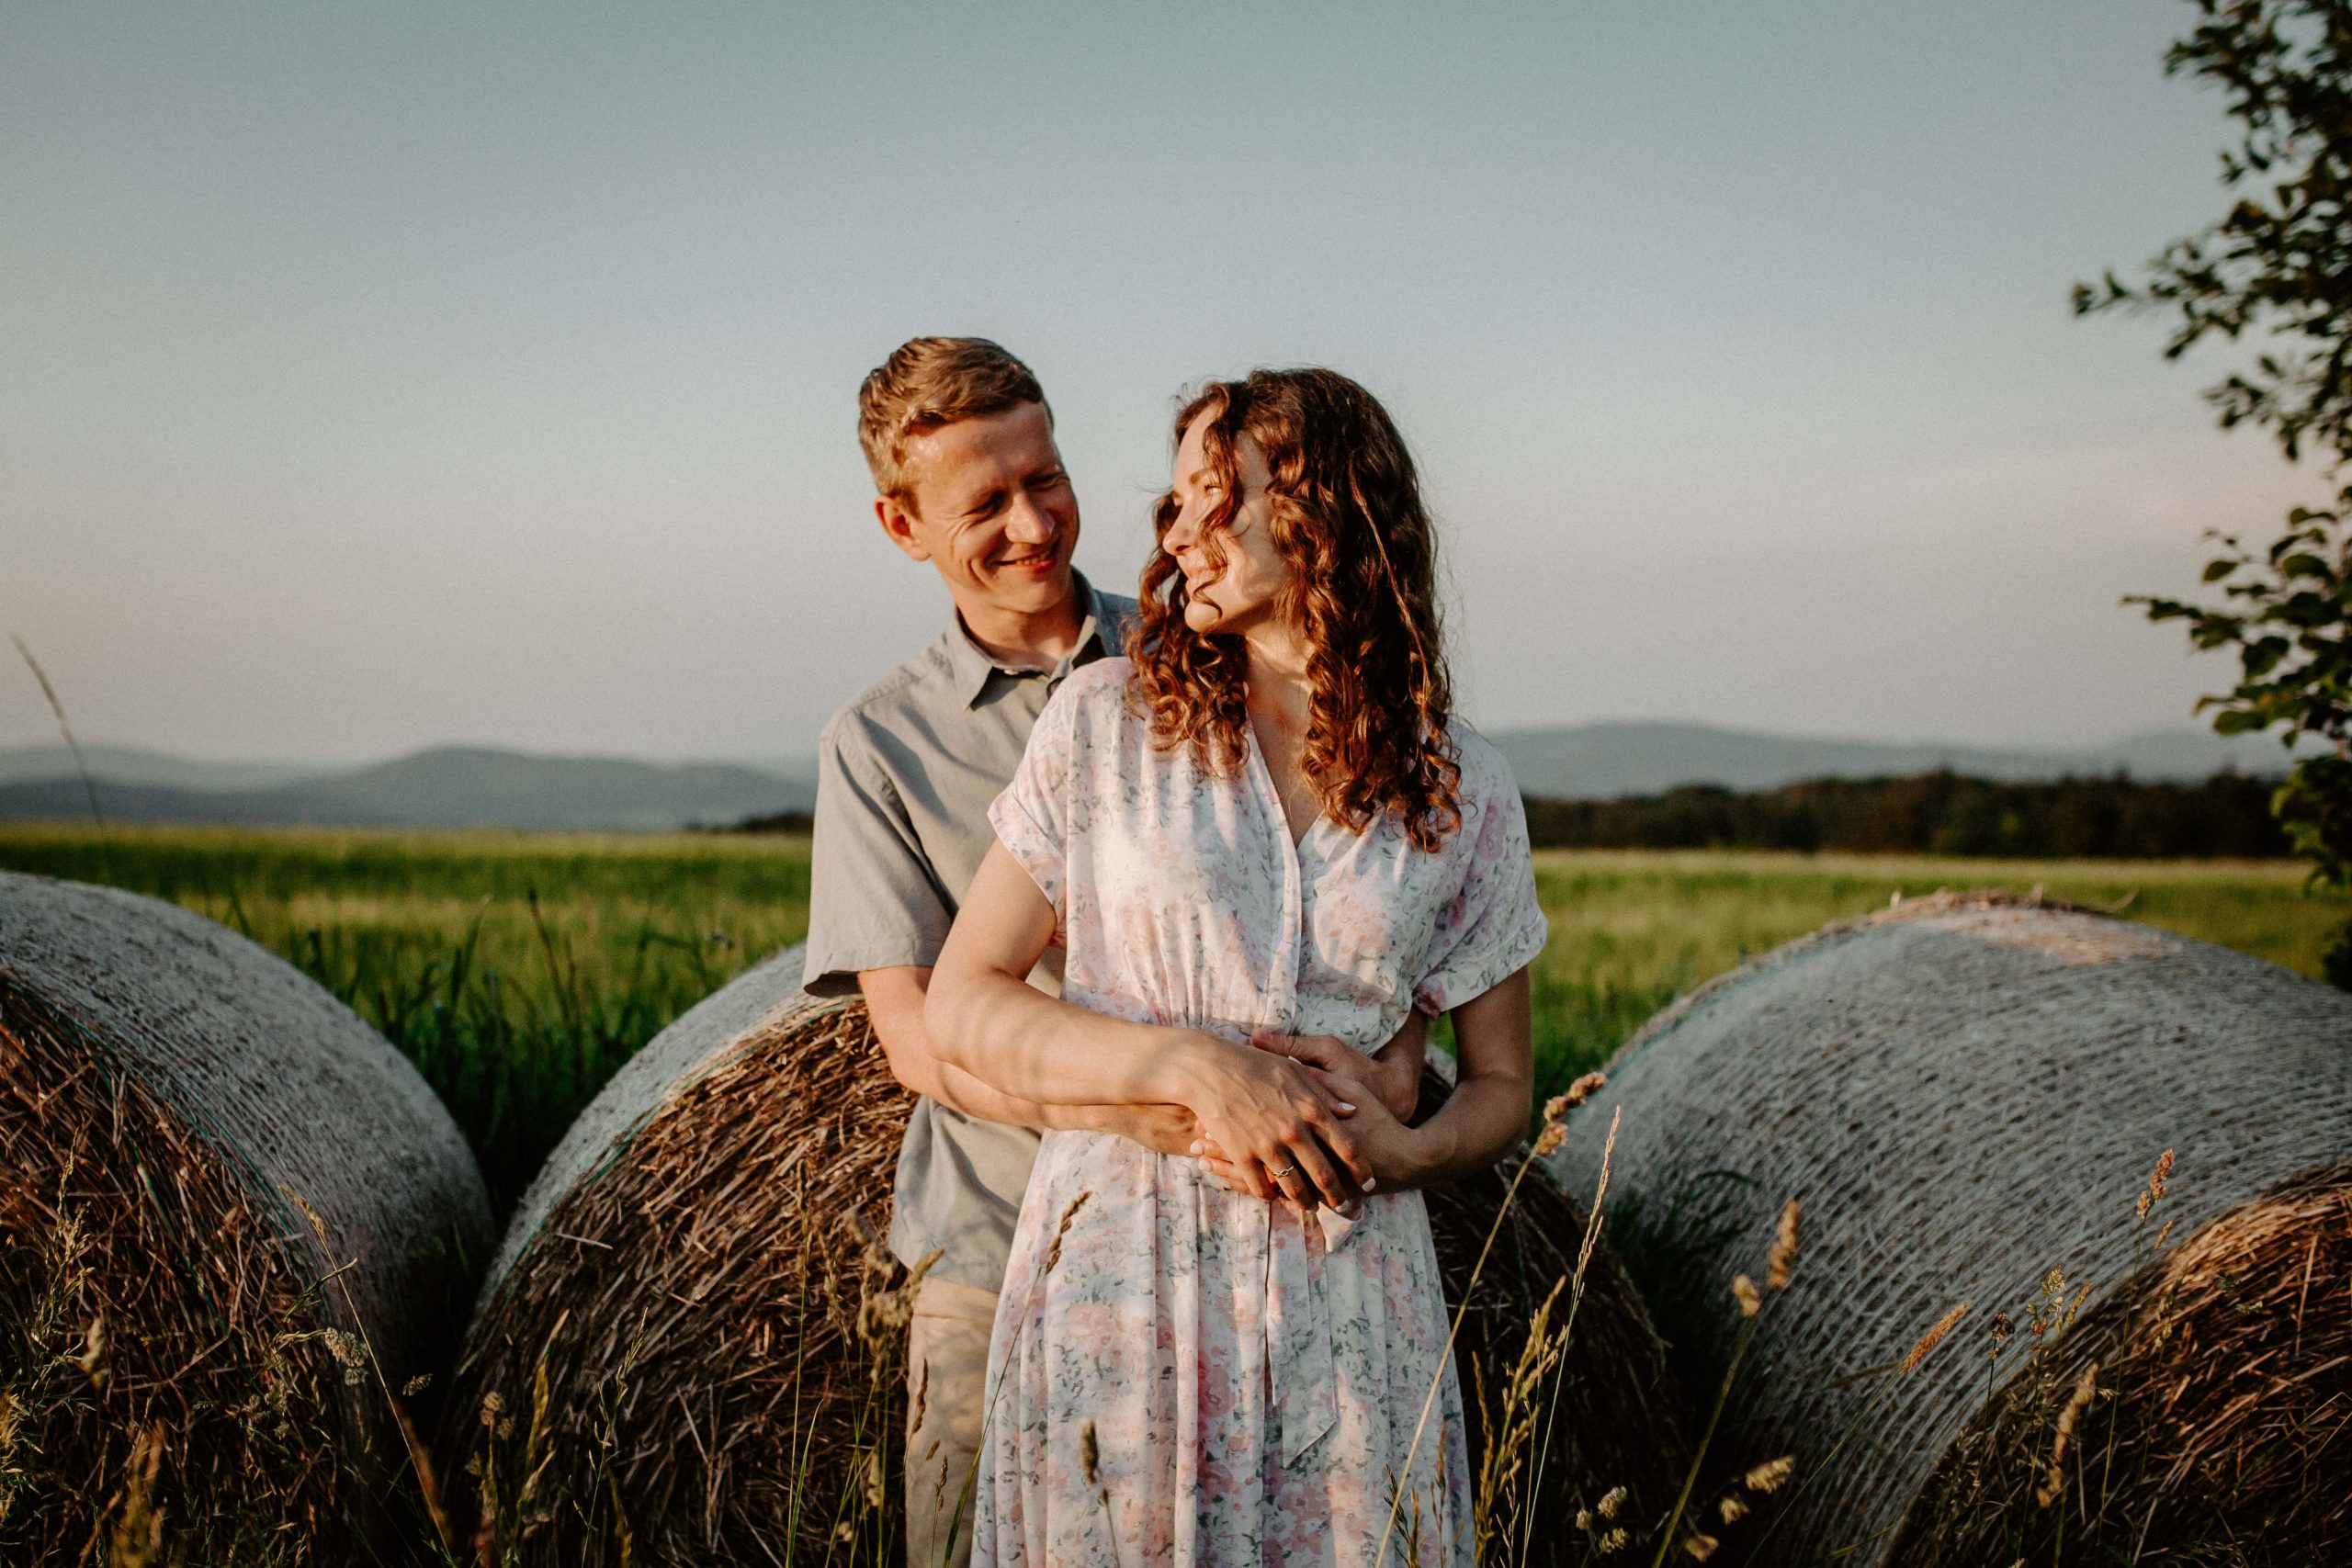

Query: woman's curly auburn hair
left=1126, top=367, right=1463, bottom=852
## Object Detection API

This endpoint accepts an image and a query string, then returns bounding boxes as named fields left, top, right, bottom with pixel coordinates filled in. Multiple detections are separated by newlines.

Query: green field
left=2, top=824, right=2339, bottom=1215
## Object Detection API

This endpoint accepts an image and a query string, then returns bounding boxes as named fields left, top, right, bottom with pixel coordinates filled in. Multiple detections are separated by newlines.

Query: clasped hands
left=1175, top=1029, right=1421, bottom=1213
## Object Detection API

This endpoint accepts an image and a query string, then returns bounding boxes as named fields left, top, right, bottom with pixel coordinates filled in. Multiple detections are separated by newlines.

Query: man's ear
left=875, top=494, right=933, bottom=563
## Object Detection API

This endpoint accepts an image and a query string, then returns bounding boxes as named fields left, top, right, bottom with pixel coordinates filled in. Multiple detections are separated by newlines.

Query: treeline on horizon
left=1518, top=770, right=2290, bottom=859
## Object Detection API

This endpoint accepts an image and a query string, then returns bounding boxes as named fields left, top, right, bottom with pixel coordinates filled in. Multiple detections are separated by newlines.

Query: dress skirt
left=967, top=1127, right=1475, bottom=1568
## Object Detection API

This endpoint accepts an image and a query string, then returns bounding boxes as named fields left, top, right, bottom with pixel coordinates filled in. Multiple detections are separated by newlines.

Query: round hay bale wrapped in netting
left=445, top=944, right=1688, bottom=1564
left=0, top=871, right=493, bottom=1563
left=1547, top=891, right=2352, bottom=1567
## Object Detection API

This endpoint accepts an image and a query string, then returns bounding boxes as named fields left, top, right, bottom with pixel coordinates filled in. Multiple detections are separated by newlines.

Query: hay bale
left=1547, top=891, right=2352, bottom=1566
left=0, top=870, right=492, bottom=1562
left=437, top=944, right=910, bottom=1565
left=446, top=946, right=1687, bottom=1563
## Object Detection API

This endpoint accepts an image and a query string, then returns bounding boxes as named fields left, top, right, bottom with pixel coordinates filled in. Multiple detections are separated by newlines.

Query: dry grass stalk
left=1417, top=1067, right=1685, bottom=1567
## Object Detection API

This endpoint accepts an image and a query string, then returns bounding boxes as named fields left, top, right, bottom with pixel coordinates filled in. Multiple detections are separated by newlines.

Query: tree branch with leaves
left=2080, top=0, right=2352, bottom=985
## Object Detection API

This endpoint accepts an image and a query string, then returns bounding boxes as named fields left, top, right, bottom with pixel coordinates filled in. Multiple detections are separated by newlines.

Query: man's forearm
left=861, top=965, right=1063, bottom=1128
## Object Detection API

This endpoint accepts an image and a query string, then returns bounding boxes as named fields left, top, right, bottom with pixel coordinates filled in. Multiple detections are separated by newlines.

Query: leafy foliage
left=2079, top=0, right=2352, bottom=983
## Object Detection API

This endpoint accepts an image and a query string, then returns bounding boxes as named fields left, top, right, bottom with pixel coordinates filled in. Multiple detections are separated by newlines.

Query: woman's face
left=1163, top=411, right=1293, bottom=637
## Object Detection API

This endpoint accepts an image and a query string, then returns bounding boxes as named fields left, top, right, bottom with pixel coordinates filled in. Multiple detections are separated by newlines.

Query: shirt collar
left=948, top=568, right=1113, bottom=709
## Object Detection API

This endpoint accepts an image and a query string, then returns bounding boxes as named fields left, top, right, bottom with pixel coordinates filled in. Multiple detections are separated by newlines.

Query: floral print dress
left=970, top=657, right=1549, bottom=1568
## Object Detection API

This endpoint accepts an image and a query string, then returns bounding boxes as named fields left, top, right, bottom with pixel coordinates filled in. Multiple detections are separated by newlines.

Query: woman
left=925, top=367, right=1546, bottom=1567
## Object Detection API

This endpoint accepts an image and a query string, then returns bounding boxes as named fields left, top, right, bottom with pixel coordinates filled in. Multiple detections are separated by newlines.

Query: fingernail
left=1337, top=1100, right=1357, bottom=1112
left=1188, top=1140, right=1204, bottom=1156
left=1364, top=1176, right=1378, bottom=1191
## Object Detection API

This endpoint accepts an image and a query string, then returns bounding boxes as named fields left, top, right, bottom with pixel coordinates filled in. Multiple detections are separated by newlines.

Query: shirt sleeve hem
left=802, top=937, right=949, bottom=997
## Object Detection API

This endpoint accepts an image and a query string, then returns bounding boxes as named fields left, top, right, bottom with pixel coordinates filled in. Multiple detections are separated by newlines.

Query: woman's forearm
left=926, top=961, right=1203, bottom=1105
left=1385, top=1067, right=1532, bottom=1189
left=926, top=843, right=1212, bottom=1106
left=1383, top=965, right=1537, bottom=1190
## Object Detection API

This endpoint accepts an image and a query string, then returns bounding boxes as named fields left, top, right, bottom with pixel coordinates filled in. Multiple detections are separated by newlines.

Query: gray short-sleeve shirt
left=804, top=570, right=1138, bottom=1290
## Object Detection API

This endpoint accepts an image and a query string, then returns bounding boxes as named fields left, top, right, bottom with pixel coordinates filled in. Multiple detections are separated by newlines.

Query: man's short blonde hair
left=857, top=337, right=1049, bottom=508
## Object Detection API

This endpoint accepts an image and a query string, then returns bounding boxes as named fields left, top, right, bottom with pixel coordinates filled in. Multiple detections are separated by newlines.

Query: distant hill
left=0, top=743, right=324, bottom=793
left=1486, top=722, right=2309, bottom=801
left=0, top=745, right=816, bottom=831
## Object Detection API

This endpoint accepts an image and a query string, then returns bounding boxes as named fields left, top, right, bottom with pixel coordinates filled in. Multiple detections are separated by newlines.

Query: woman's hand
left=1171, top=1032, right=1371, bottom=1209
left=1196, top=1090, right=1434, bottom=1202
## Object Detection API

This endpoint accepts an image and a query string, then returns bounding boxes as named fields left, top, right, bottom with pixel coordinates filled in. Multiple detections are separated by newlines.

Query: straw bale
left=447, top=945, right=1686, bottom=1563
left=1546, top=891, right=2352, bottom=1566
left=0, top=870, right=493, bottom=1562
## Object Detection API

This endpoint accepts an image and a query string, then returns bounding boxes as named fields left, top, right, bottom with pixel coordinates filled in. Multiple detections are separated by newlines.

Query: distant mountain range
left=0, top=745, right=817, bottom=831
left=0, top=723, right=2310, bottom=832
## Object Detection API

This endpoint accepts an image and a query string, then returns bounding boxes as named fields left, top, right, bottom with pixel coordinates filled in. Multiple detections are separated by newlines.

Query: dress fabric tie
left=1263, top=1194, right=1364, bottom=1467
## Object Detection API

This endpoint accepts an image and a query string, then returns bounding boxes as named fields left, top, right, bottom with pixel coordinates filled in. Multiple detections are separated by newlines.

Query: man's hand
left=1051, top=1101, right=1204, bottom=1156
left=1253, top=1013, right=1424, bottom=1125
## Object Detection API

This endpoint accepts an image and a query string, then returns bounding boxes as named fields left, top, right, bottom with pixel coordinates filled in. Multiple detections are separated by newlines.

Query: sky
left=1, top=0, right=2330, bottom=765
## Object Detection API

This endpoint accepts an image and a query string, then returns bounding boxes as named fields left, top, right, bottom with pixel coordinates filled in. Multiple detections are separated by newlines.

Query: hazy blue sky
left=2, top=1, right=2327, bottom=764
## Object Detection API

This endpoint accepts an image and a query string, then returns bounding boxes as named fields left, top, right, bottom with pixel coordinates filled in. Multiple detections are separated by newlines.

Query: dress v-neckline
left=1242, top=715, right=1318, bottom=854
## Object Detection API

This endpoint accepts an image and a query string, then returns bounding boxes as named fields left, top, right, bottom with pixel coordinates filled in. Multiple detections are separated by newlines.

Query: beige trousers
left=904, top=1276, right=1000, bottom=1568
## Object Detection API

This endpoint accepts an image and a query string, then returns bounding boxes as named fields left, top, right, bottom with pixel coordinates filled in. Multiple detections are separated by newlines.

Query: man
left=803, top=337, right=1418, bottom=1567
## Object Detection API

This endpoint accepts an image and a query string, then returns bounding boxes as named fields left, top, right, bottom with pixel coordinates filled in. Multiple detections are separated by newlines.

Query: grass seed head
left=1044, top=1190, right=1092, bottom=1277
left=1901, top=1301, right=1970, bottom=1373
left=1718, top=1493, right=1748, bottom=1524
left=1744, top=1455, right=1795, bottom=1493
left=1732, top=1274, right=1762, bottom=1318
left=76, top=1315, right=109, bottom=1390
left=2034, top=1359, right=2101, bottom=1508
left=1767, top=1199, right=1802, bottom=1290
left=1600, top=1527, right=1629, bottom=1553
left=1597, top=1483, right=1625, bottom=1519
left=2137, top=1147, right=2176, bottom=1220
left=1684, top=1530, right=1720, bottom=1560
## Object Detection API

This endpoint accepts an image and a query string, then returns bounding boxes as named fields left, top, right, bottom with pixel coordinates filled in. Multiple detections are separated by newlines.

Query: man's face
left=877, top=401, right=1080, bottom=622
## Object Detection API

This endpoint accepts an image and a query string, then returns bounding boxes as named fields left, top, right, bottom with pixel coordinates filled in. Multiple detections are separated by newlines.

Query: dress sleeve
left=986, top=675, right=1082, bottom=916
left=1413, top=762, right=1549, bottom=1016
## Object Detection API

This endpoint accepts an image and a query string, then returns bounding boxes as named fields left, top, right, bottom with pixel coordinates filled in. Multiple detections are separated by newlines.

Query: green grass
left=1, top=825, right=2340, bottom=1217
left=1521, top=848, right=2346, bottom=1089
